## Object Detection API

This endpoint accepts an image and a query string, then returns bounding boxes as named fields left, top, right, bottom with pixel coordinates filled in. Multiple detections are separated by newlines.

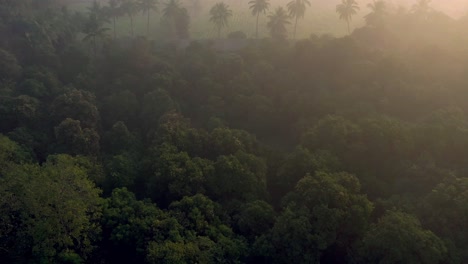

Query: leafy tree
left=146, top=143, right=213, bottom=205
left=236, top=200, right=275, bottom=240
left=260, top=172, right=373, bottom=263
left=139, top=0, right=159, bottom=37
left=167, top=194, right=248, bottom=262
left=287, top=0, right=310, bottom=39
left=54, top=118, right=100, bottom=156
left=50, top=88, right=100, bottom=129
left=209, top=151, right=267, bottom=203
left=0, top=155, right=103, bottom=263
left=364, top=0, right=387, bottom=27
left=0, top=49, right=21, bottom=82
left=360, top=210, right=449, bottom=264
left=209, top=2, right=233, bottom=38
left=100, top=90, right=139, bottom=128
left=418, top=177, right=468, bottom=261
left=336, top=0, right=360, bottom=34
left=101, top=188, right=166, bottom=263
left=267, top=7, right=290, bottom=40
left=0, top=134, right=31, bottom=173
left=18, top=66, right=62, bottom=99
left=248, top=0, right=270, bottom=39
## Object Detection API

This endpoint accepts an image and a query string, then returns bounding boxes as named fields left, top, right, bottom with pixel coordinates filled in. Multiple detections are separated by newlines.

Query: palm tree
left=121, top=0, right=139, bottom=36
left=411, top=0, right=432, bottom=18
left=249, top=0, right=270, bottom=39
left=139, top=0, right=159, bottom=37
left=162, top=0, right=189, bottom=39
left=336, top=0, right=359, bottom=34
left=106, top=0, right=122, bottom=39
left=287, top=0, right=310, bottom=39
left=267, top=7, right=290, bottom=40
left=209, top=2, right=232, bottom=39
left=83, top=13, right=110, bottom=57
left=365, top=0, right=387, bottom=27
left=88, top=0, right=109, bottom=25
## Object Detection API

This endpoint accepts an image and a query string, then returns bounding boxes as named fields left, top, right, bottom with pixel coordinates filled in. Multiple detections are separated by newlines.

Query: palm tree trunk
left=130, top=14, right=134, bottom=36
left=347, top=19, right=350, bottom=34
left=147, top=10, right=150, bottom=37
left=93, top=36, right=96, bottom=57
left=294, top=16, right=298, bottom=39
left=113, top=16, right=116, bottom=39
left=256, top=13, right=259, bottom=39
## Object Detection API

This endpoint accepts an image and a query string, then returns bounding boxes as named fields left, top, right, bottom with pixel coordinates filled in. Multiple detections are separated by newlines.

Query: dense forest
left=1, top=0, right=468, bottom=263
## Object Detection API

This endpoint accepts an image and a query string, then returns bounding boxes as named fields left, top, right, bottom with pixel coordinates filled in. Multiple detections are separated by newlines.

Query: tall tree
left=139, top=0, right=159, bottom=37
left=162, top=0, right=190, bottom=40
left=336, top=0, right=360, bottom=34
left=209, top=2, right=232, bottom=38
left=267, top=7, right=290, bottom=40
left=121, top=0, right=139, bottom=36
left=106, top=0, right=122, bottom=39
left=365, top=0, right=387, bottom=27
left=287, top=0, right=310, bottom=39
left=249, top=0, right=270, bottom=39
left=83, top=11, right=110, bottom=56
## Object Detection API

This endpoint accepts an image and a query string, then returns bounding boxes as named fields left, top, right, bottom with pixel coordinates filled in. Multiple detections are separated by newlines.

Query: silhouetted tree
left=139, top=0, right=159, bottom=37
left=365, top=0, right=387, bottom=27
left=162, top=0, right=190, bottom=39
left=121, top=0, right=139, bottom=36
left=336, top=0, right=360, bottom=34
left=209, top=2, right=232, bottom=38
left=287, top=0, right=310, bottom=39
left=267, top=7, right=290, bottom=40
left=106, top=0, right=123, bottom=39
left=249, top=0, right=270, bottom=39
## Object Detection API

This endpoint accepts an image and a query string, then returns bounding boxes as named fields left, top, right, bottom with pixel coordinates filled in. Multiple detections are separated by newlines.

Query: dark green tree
left=360, top=210, right=449, bottom=264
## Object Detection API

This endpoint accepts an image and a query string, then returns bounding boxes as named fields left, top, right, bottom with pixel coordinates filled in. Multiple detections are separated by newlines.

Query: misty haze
left=0, top=0, right=468, bottom=263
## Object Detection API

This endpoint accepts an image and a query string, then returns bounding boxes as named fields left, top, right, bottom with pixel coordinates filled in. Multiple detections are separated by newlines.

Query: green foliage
left=0, top=49, right=21, bottom=82
left=54, top=118, right=100, bottom=156
left=360, top=210, right=449, bottom=264
left=0, top=155, right=103, bottom=263
left=418, top=177, right=468, bottom=261
left=0, top=134, right=31, bottom=173
left=3, top=1, right=468, bottom=262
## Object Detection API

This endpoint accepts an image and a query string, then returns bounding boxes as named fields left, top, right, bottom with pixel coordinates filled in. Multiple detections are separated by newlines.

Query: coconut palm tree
left=121, top=0, right=139, bottom=36
left=88, top=0, right=108, bottom=23
left=83, top=13, right=110, bottom=57
left=209, top=2, right=232, bottom=39
left=106, top=0, right=122, bottom=39
left=336, top=0, right=359, bottom=34
left=162, top=0, right=189, bottom=39
left=139, top=0, right=159, bottom=37
left=287, top=0, right=310, bottom=39
left=365, top=0, right=387, bottom=27
left=267, top=7, right=290, bottom=40
left=249, top=0, right=270, bottom=39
